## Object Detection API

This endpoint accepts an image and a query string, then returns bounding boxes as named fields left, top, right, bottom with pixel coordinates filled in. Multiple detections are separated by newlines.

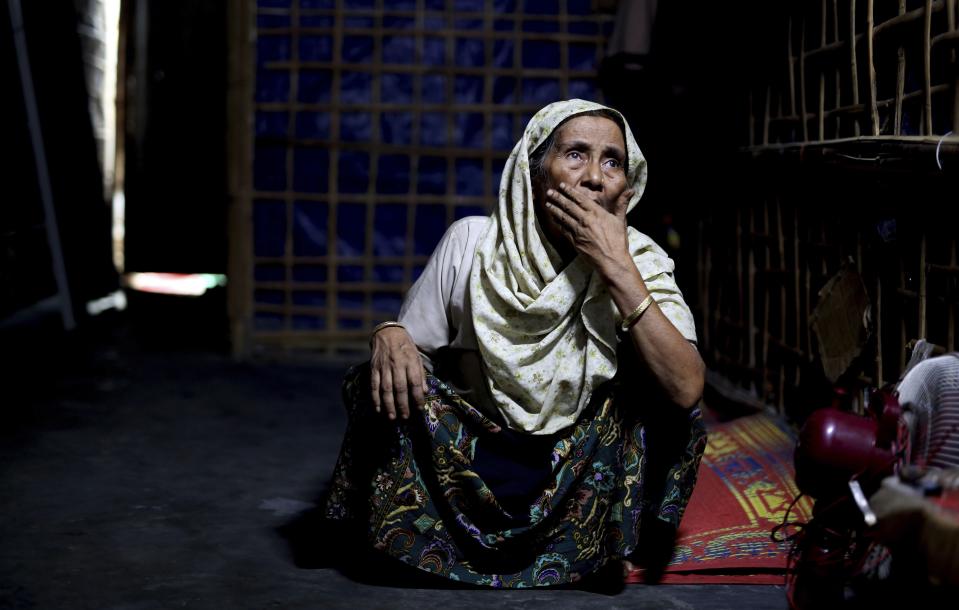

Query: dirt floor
left=0, top=305, right=787, bottom=609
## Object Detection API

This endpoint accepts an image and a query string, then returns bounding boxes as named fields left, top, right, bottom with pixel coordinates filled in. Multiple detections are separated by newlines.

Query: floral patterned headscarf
left=469, top=99, right=693, bottom=434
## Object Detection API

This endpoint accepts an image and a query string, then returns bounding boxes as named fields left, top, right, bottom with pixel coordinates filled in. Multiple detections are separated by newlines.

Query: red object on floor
left=628, top=411, right=813, bottom=585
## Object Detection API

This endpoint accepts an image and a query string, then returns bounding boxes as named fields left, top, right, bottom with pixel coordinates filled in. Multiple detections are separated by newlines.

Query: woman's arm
left=602, top=261, right=705, bottom=408
left=543, top=182, right=705, bottom=408
left=369, top=218, right=478, bottom=420
left=369, top=326, right=427, bottom=421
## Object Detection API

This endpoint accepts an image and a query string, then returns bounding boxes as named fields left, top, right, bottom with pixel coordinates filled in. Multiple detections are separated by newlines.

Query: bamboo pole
left=833, top=0, right=841, bottom=137
left=895, top=1, right=906, bottom=135
left=801, top=18, right=810, bottom=141
left=950, top=0, right=959, bottom=133
left=443, top=0, right=455, bottom=230
left=283, top=1, right=301, bottom=338
left=874, top=1, right=945, bottom=36
left=788, top=16, right=797, bottom=118
left=821, top=0, right=828, bottom=48
left=867, top=0, right=881, bottom=134
left=819, top=72, right=826, bottom=140
left=363, top=0, right=384, bottom=332
left=227, top=0, right=254, bottom=357
left=851, top=0, right=861, bottom=136
left=764, top=85, right=771, bottom=146
left=327, top=5, right=344, bottom=352
left=924, top=0, right=934, bottom=135
left=8, top=0, right=75, bottom=331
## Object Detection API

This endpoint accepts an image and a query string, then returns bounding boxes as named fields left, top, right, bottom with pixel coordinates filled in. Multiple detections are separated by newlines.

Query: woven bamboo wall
left=751, top=0, right=958, bottom=145
left=698, top=0, right=959, bottom=417
left=228, top=0, right=615, bottom=354
left=698, top=181, right=958, bottom=416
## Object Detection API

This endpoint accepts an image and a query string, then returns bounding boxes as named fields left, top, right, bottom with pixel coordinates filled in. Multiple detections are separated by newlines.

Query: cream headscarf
left=469, top=99, right=690, bottom=435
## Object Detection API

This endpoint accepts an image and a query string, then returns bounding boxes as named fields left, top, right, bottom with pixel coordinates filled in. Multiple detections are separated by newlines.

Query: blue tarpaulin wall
left=250, top=0, right=614, bottom=344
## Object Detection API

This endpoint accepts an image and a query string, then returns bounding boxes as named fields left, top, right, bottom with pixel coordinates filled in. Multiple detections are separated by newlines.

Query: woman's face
left=534, top=115, right=629, bottom=259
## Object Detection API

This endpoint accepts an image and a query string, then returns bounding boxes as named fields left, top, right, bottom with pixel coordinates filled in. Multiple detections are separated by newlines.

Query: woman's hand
left=545, top=182, right=704, bottom=408
left=370, top=326, right=427, bottom=420
left=543, top=182, right=635, bottom=277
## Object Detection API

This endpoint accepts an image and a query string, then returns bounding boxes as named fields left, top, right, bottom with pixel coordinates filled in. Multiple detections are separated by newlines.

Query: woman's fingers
left=370, top=366, right=382, bottom=413
left=393, top=369, right=410, bottom=420
left=379, top=368, right=396, bottom=420
left=369, top=326, right=426, bottom=421
left=557, top=182, right=601, bottom=213
left=544, top=198, right=577, bottom=232
left=545, top=187, right=587, bottom=224
left=372, top=360, right=422, bottom=420
left=408, top=362, right=425, bottom=411
left=616, top=189, right=635, bottom=220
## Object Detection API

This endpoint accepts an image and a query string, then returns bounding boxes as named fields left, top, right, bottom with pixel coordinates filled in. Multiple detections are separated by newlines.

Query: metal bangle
left=619, top=295, right=654, bottom=333
left=369, top=321, right=406, bottom=348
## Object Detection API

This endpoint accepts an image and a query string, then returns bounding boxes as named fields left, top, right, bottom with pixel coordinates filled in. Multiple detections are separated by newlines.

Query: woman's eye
left=604, top=159, right=623, bottom=170
left=567, top=151, right=582, bottom=160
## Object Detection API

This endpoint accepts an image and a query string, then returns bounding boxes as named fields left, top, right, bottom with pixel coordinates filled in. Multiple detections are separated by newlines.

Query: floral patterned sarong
left=325, top=363, right=705, bottom=587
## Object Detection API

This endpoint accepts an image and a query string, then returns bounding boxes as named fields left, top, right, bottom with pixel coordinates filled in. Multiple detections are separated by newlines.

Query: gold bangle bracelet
left=369, top=321, right=406, bottom=348
left=619, top=295, right=654, bottom=333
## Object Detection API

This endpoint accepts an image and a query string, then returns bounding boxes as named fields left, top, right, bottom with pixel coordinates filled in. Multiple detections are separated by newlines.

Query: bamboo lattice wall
left=751, top=0, right=959, bottom=145
left=698, top=0, right=959, bottom=417
left=229, top=0, right=615, bottom=354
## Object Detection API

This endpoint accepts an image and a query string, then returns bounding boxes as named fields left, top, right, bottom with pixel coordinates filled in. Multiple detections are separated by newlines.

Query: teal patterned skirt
left=325, top=363, right=706, bottom=587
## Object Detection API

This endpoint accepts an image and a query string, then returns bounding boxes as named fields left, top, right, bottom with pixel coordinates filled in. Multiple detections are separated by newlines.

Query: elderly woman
left=325, top=99, right=706, bottom=587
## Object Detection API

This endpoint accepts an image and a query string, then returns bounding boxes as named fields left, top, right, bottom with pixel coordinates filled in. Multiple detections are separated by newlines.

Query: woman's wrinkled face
left=534, top=115, right=629, bottom=259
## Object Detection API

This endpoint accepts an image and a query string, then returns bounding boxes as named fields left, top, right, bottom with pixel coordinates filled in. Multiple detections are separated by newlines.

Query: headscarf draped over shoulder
left=469, top=99, right=689, bottom=434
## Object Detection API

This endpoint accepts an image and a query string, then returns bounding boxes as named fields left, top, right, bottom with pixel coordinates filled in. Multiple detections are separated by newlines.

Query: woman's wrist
left=598, top=252, right=642, bottom=292
left=369, top=321, right=406, bottom=348
left=601, top=256, right=655, bottom=324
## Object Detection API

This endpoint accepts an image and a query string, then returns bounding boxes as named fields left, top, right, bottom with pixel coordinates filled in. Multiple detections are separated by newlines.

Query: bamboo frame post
left=763, top=84, right=771, bottom=146
left=833, top=0, right=841, bottom=137
left=227, top=0, right=254, bottom=358
left=867, top=0, right=881, bottom=134
left=850, top=0, right=861, bottom=136
left=924, top=0, right=934, bottom=135
left=788, top=16, right=797, bottom=119
left=895, top=1, right=907, bottom=136
left=800, top=19, right=810, bottom=141
left=951, top=0, right=959, bottom=133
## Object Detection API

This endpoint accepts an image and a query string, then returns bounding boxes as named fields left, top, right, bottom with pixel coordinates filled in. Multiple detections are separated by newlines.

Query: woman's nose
left=581, top=161, right=603, bottom=191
